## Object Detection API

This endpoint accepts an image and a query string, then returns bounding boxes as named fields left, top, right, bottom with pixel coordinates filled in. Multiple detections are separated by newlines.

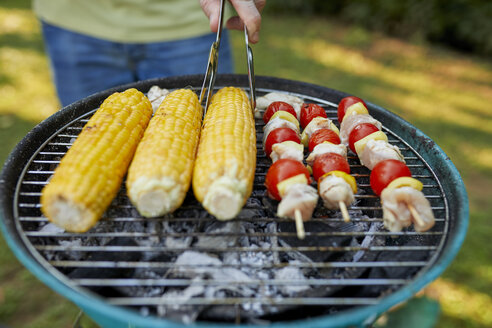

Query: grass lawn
left=1, top=1, right=491, bottom=327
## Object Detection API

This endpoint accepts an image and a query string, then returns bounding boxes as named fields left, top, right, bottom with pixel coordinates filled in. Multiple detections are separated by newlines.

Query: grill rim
left=0, top=74, right=468, bottom=328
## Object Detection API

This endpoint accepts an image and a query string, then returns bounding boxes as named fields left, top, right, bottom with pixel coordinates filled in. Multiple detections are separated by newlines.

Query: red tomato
left=312, top=153, right=350, bottom=182
left=264, top=127, right=301, bottom=157
left=337, top=96, right=368, bottom=123
left=265, top=159, right=310, bottom=201
left=370, top=159, right=411, bottom=196
left=263, top=101, right=297, bottom=124
left=348, top=123, right=380, bottom=153
left=308, top=129, right=341, bottom=152
left=300, top=103, right=327, bottom=129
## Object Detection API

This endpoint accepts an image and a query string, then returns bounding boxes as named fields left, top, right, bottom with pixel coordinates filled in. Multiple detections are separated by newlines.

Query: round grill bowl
left=0, top=75, right=468, bottom=327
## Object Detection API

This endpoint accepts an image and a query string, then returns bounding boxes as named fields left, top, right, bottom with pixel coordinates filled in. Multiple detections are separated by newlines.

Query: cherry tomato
left=264, top=127, right=301, bottom=157
left=300, top=103, right=327, bottom=129
left=312, top=153, right=350, bottom=182
left=370, top=159, right=411, bottom=196
left=308, top=129, right=341, bottom=152
left=263, top=101, right=297, bottom=124
left=265, top=159, right=310, bottom=201
left=348, top=123, right=380, bottom=153
left=337, top=96, right=368, bottom=123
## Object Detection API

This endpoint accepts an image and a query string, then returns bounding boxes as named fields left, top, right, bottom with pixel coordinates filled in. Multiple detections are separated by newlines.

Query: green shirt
left=33, top=0, right=229, bottom=43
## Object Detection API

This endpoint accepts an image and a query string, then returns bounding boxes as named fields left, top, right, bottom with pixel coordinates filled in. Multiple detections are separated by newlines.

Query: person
left=33, top=0, right=266, bottom=107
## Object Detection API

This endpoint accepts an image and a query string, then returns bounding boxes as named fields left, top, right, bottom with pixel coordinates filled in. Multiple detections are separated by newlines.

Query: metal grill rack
left=12, top=86, right=449, bottom=323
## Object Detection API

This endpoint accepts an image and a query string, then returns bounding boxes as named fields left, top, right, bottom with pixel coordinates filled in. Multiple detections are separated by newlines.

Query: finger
left=229, top=0, right=265, bottom=43
left=225, top=16, right=244, bottom=30
left=200, top=0, right=221, bottom=32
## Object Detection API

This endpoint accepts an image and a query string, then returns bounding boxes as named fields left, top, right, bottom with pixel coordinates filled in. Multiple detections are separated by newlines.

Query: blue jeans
left=41, top=21, right=234, bottom=106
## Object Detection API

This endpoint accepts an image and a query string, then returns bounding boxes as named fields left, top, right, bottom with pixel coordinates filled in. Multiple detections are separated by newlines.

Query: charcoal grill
left=0, top=75, right=468, bottom=327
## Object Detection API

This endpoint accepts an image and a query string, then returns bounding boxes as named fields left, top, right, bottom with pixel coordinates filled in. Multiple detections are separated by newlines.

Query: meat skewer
left=300, top=103, right=357, bottom=222
left=261, top=100, right=318, bottom=239
left=338, top=96, right=435, bottom=232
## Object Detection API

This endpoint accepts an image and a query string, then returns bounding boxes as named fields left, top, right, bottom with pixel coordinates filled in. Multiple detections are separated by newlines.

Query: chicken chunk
left=340, top=114, right=382, bottom=146
left=255, top=92, right=304, bottom=120
left=318, top=175, right=355, bottom=209
left=270, top=141, right=304, bottom=163
left=306, top=143, right=347, bottom=167
left=277, top=184, right=318, bottom=221
left=360, top=139, right=405, bottom=170
left=381, top=186, right=435, bottom=232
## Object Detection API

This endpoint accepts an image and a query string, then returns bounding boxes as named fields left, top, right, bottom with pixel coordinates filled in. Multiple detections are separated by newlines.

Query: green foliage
left=265, top=0, right=492, bottom=57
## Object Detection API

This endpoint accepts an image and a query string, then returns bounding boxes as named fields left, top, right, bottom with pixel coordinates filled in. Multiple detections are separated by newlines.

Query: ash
left=37, top=203, right=390, bottom=324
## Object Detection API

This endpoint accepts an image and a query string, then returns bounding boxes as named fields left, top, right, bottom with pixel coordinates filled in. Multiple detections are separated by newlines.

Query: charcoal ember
left=328, top=222, right=386, bottom=280
left=157, top=280, right=206, bottom=324
left=276, top=220, right=385, bottom=300
left=39, top=222, right=65, bottom=234
left=274, top=265, right=310, bottom=295
left=195, top=221, right=244, bottom=249
left=103, top=202, right=140, bottom=219
left=278, top=216, right=371, bottom=263
left=68, top=237, right=141, bottom=294
left=358, top=239, right=432, bottom=297
left=161, top=219, right=200, bottom=250
left=165, top=236, right=193, bottom=249
left=36, top=223, right=73, bottom=261
left=237, top=197, right=266, bottom=219
left=261, top=195, right=278, bottom=218
left=159, top=251, right=259, bottom=322
left=172, top=206, right=209, bottom=219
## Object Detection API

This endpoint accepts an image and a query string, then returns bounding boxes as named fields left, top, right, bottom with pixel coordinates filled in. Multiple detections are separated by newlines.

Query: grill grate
left=12, top=86, right=449, bottom=323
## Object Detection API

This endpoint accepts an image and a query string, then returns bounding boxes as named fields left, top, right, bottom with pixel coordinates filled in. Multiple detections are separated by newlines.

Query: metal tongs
left=199, top=0, right=256, bottom=113
left=244, top=24, right=256, bottom=111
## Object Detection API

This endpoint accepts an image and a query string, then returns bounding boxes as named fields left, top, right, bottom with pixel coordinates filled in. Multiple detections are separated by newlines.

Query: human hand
left=200, top=0, right=266, bottom=43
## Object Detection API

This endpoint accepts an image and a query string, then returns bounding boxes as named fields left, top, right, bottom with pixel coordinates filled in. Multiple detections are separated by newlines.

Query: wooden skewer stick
left=339, top=201, right=351, bottom=222
left=294, top=209, right=305, bottom=240
left=408, top=204, right=425, bottom=227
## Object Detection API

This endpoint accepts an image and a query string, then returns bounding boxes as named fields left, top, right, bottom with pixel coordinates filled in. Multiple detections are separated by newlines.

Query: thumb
left=200, top=0, right=221, bottom=32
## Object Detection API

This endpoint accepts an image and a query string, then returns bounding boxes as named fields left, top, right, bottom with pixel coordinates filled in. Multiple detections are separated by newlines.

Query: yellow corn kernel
left=192, top=87, right=256, bottom=220
left=319, top=170, right=357, bottom=193
left=41, top=88, right=153, bottom=232
left=354, top=130, right=388, bottom=155
left=126, top=89, right=203, bottom=217
left=385, top=177, right=423, bottom=192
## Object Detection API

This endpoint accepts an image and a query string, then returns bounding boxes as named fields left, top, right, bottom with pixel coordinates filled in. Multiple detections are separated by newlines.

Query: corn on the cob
left=126, top=89, right=203, bottom=217
left=192, top=87, right=256, bottom=220
left=41, top=88, right=153, bottom=232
